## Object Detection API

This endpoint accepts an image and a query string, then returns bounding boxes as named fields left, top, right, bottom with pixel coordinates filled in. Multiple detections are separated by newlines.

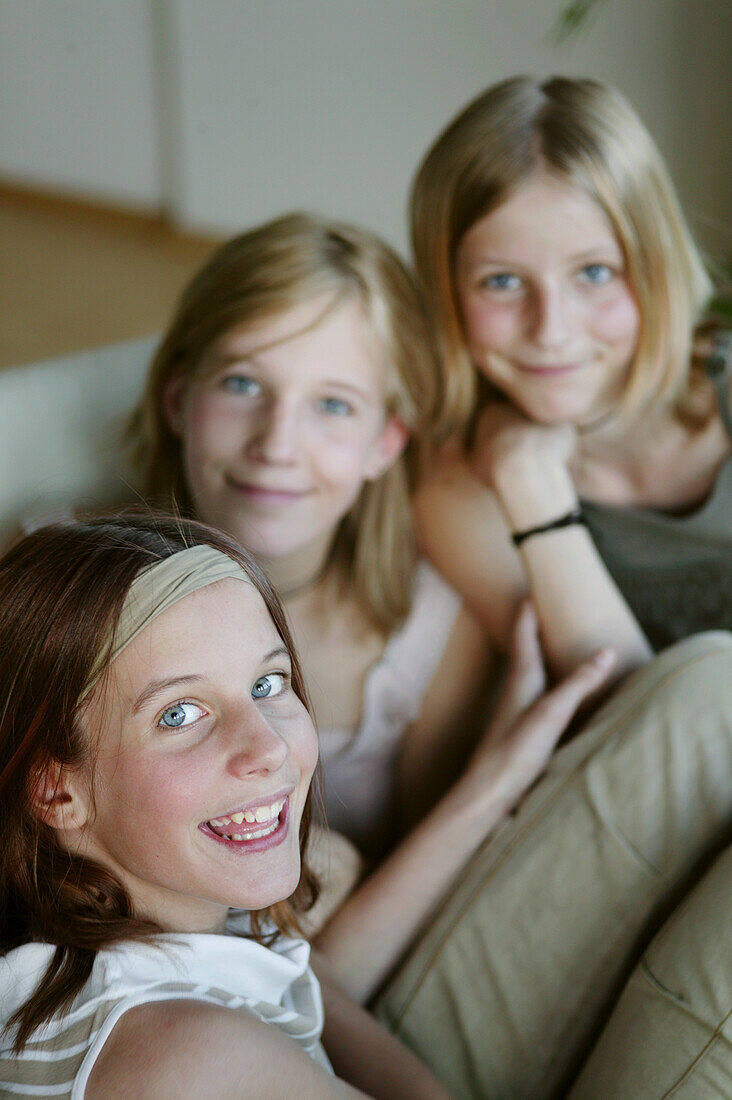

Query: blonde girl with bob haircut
left=413, top=75, right=731, bottom=671
left=128, top=212, right=616, bottom=1004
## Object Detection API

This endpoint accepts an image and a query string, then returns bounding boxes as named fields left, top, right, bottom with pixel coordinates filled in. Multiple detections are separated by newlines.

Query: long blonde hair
left=129, top=213, right=437, bottom=633
left=411, top=75, right=713, bottom=438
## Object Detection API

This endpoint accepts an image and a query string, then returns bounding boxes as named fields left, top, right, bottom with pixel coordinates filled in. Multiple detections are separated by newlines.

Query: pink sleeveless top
left=318, top=562, right=462, bottom=858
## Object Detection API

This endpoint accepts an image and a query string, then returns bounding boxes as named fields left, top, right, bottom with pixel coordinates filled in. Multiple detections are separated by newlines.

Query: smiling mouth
left=225, top=478, right=312, bottom=504
left=200, top=796, right=289, bottom=848
left=515, top=361, right=587, bottom=376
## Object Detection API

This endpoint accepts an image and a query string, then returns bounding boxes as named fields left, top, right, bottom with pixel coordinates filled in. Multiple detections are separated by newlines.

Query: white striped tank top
left=0, top=911, right=330, bottom=1097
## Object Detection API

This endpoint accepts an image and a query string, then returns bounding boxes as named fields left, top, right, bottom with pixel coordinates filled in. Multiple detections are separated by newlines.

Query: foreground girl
left=128, top=214, right=614, bottom=1001
left=0, top=515, right=610, bottom=1096
left=412, top=75, right=731, bottom=669
left=0, top=514, right=452, bottom=1098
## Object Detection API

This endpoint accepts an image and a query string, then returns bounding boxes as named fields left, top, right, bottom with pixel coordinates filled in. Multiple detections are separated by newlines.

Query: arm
left=416, top=422, right=651, bottom=678
left=315, top=604, right=616, bottom=1003
left=314, top=954, right=453, bottom=1099
left=86, top=988, right=450, bottom=1100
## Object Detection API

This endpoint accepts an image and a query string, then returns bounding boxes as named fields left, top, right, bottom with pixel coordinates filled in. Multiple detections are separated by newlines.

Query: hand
left=463, top=600, right=616, bottom=813
left=471, top=402, right=577, bottom=490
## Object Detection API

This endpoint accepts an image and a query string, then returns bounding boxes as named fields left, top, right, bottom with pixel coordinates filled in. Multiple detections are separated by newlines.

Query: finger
left=505, top=599, right=546, bottom=700
left=530, top=648, right=616, bottom=730
left=484, top=650, right=617, bottom=812
left=488, top=602, right=547, bottom=744
left=511, top=598, right=538, bottom=650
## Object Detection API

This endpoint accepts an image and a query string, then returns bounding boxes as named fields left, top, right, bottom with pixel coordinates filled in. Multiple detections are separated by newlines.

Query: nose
left=225, top=707, right=289, bottom=780
left=529, top=281, right=571, bottom=350
left=247, top=398, right=299, bottom=464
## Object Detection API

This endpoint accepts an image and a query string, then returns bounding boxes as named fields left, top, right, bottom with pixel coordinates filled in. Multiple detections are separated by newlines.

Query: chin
left=217, top=521, right=285, bottom=559
left=519, top=393, right=598, bottom=426
left=245, top=869, right=302, bottom=912
left=516, top=400, right=573, bottom=426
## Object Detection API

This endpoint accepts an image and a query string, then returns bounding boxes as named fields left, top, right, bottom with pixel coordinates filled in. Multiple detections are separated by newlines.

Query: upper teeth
left=209, top=798, right=285, bottom=828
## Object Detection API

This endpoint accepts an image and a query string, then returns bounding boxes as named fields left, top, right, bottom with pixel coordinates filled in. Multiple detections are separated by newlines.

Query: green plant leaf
left=551, top=0, right=606, bottom=44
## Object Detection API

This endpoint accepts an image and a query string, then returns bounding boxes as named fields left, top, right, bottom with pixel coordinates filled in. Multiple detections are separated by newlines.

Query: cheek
left=180, top=400, right=223, bottom=485
left=185, top=394, right=240, bottom=457
left=461, top=293, right=518, bottom=353
left=294, top=720, right=319, bottom=791
left=591, top=289, right=640, bottom=347
left=97, top=753, right=200, bottom=836
left=182, top=398, right=256, bottom=499
left=313, top=429, right=378, bottom=489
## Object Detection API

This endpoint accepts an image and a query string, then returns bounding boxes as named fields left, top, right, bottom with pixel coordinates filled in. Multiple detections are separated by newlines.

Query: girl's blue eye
left=482, top=272, right=522, bottom=292
left=222, top=375, right=261, bottom=396
left=318, top=396, right=353, bottom=417
left=158, top=702, right=206, bottom=729
left=252, top=673, right=285, bottom=699
left=579, top=263, right=613, bottom=286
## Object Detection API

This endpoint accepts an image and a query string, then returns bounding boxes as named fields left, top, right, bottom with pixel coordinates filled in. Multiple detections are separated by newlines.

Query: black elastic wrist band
left=511, top=506, right=586, bottom=548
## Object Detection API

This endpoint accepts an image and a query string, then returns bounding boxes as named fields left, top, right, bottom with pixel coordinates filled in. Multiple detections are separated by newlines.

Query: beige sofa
left=2, top=339, right=732, bottom=1099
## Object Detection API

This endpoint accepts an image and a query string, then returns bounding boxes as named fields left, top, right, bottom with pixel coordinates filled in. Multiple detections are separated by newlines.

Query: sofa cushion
left=374, top=633, right=732, bottom=1099
left=0, top=335, right=156, bottom=535
left=569, top=840, right=732, bottom=1098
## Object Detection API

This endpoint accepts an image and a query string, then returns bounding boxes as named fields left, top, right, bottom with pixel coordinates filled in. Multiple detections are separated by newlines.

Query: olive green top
left=583, top=454, right=732, bottom=650
left=583, top=351, right=732, bottom=650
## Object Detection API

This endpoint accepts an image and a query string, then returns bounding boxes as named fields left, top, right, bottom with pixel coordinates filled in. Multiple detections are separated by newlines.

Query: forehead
left=90, top=579, right=281, bottom=716
left=207, top=293, right=386, bottom=392
left=458, top=170, right=622, bottom=266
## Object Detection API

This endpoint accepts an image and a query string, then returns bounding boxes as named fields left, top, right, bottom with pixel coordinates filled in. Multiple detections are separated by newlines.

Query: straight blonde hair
left=128, top=213, right=438, bottom=633
left=411, top=76, right=713, bottom=438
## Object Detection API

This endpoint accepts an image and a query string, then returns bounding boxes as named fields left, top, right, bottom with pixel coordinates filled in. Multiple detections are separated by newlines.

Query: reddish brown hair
left=0, top=512, right=317, bottom=1050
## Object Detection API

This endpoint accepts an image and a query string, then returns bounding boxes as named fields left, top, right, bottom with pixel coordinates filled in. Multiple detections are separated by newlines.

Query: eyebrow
left=132, top=674, right=206, bottom=714
left=132, top=673, right=203, bottom=717
left=319, top=380, right=372, bottom=401
left=465, top=245, right=622, bottom=271
left=568, top=246, right=622, bottom=263
left=131, top=646, right=292, bottom=713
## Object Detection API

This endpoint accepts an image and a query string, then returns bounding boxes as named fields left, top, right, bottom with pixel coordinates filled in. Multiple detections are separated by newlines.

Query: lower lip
left=515, top=362, right=586, bottom=376
left=226, top=479, right=309, bottom=505
left=199, top=799, right=290, bottom=853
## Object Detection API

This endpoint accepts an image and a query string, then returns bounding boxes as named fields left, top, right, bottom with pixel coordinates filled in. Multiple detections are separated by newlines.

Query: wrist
left=448, top=762, right=514, bottom=829
left=512, top=506, right=586, bottom=548
left=493, top=460, right=578, bottom=530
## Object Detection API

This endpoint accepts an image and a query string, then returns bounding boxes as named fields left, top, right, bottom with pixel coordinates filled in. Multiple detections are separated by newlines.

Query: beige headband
left=85, top=544, right=254, bottom=695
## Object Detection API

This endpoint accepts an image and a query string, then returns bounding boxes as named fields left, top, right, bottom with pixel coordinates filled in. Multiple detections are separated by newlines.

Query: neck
left=577, top=400, right=674, bottom=461
left=257, top=536, right=334, bottom=604
left=571, top=403, right=681, bottom=501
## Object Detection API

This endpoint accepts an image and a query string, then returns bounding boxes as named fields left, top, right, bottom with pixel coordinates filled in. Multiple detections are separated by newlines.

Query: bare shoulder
left=416, top=438, right=481, bottom=504
left=415, top=440, right=506, bottom=564
left=86, top=998, right=363, bottom=1100
left=415, top=441, right=526, bottom=645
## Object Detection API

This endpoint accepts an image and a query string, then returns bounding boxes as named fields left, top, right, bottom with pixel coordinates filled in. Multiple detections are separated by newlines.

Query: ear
left=162, top=377, right=187, bottom=438
left=364, top=416, right=410, bottom=481
left=30, top=758, right=91, bottom=834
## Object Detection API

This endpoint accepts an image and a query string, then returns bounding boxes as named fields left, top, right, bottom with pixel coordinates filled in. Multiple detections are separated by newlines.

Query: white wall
left=0, top=0, right=728, bottom=253
left=0, top=0, right=161, bottom=206
left=165, top=0, right=678, bottom=249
